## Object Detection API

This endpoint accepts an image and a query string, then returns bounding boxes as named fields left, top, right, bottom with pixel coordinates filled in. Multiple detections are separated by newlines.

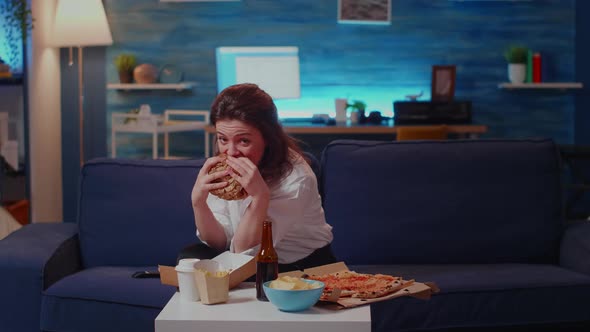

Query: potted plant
left=0, top=0, right=34, bottom=74
left=114, top=54, right=137, bottom=84
left=346, top=100, right=367, bottom=124
left=504, top=45, right=528, bottom=84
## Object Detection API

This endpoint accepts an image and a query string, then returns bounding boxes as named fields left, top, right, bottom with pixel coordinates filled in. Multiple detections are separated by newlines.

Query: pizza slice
left=307, top=271, right=406, bottom=300
left=352, top=278, right=415, bottom=299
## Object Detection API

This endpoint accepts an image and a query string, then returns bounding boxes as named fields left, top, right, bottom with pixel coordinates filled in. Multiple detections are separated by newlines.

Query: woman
left=186, top=83, right=335, bottom=272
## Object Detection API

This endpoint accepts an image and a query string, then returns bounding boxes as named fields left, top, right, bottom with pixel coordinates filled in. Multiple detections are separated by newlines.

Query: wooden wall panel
left=103, top=0, right=576, bottom=157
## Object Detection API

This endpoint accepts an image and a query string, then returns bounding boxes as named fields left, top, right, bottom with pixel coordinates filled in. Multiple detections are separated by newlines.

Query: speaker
left=394, top=101, right=472, bottom=125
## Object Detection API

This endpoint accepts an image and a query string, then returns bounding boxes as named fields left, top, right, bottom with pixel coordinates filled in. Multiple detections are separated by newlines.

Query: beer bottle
left=255, top=219, right=279, bottom=301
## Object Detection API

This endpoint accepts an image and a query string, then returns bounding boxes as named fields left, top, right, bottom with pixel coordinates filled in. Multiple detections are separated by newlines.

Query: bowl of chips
left=263, top=276, right=325, bottom=312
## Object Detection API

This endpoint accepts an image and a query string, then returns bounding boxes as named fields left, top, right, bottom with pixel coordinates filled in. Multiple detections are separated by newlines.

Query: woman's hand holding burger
left=225, top=155, right=270, bottom=201
left=191, top=155, right=232, bottom=207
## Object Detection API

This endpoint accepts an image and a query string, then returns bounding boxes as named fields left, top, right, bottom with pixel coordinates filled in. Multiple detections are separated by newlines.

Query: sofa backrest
left=321, top=139, right=564, bottom=265
left=78, top=158, right=203, bottom=268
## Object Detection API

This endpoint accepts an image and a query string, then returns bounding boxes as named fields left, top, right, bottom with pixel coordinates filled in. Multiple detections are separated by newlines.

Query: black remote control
left=132, top=271, right=160, bottom=279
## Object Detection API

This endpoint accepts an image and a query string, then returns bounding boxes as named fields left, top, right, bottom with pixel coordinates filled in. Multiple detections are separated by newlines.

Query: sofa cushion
left=321, top=139, right=563, bottom=264
left=350, top=264, right=590, bottom=331
left=79, top=158, right=204, bottom=267
left=41, top=266, right=175, bottom=332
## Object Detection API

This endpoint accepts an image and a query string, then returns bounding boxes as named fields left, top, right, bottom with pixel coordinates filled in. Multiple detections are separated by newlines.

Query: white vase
left=508, top=64, right=526, bottom=84
left=334, top=98, right=348, bottom=123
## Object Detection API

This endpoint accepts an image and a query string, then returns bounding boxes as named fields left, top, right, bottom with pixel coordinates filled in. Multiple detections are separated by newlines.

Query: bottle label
left=256, top=261, right=279, bottom=301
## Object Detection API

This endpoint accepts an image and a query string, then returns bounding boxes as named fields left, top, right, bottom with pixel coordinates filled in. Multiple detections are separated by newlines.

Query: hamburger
left=208, top=154, right=247, bottom=200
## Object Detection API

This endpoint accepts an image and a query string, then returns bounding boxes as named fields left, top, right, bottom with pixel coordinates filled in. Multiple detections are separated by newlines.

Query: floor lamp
left=53, top=0, right=113, bottom=166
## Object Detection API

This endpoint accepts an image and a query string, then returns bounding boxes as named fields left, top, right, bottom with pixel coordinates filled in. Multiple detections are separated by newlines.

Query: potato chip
left=269, top=276, right=322, bottom=290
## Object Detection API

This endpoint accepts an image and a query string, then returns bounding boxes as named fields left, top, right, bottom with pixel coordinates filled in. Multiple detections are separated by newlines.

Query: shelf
left=498, top=82, right=583, bottom=90
left=0, top=77, right=23, bottom=86
left=107, top=82, right=195, bottom=91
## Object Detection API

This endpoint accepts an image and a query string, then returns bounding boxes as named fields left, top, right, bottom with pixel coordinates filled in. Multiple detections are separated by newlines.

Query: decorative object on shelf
left=52, top=0, right=113, bottom=166
left=133, top=63, right=159, bottom=84
left=431, top=65, right=456, bottom=101
left=0, top=58, right=11, bottom=78
left=526, top=50, right=533, bottom=83
left=0, top=0, right=34, bottom=73
left=137, top=104, right=153, bottom=127
left=123, top=108, right=140, bottom=125
left=159, top=64, right=183, bottom=84
left=114, top=54, right=137, bottom=84
left=504, top=45, right=528, bottom=84
left=338, top=0, right=391, bottom=25
left=532, top=52, right=542, bottom=83
left=346, top=100, right=367, bottom=124
left=367, top=111, right=383, bottom=125
left=405, top=91, right=423, bottom=101
left=334, top=98, right=348, bottom=123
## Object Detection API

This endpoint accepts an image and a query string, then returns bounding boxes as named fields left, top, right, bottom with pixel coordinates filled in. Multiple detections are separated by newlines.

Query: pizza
left=305, top=270, right=412, bottom=300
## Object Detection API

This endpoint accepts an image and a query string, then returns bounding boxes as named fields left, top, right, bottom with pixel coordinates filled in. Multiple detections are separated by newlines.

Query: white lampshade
left=53, top=0, right=113, bottom=47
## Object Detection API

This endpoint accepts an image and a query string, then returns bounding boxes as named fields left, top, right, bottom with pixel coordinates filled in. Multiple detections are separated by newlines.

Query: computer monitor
left=216, top=46, right=300, bottom=99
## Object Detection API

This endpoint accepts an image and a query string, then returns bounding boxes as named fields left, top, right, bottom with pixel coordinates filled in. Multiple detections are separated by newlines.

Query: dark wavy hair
left=210, top=83, right=303, bottom=187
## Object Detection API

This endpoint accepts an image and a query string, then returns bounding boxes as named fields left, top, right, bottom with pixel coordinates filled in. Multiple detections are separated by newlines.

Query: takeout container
left=280, top=262, right=438, bottom=309
left=194, top=260, right=230, bottom=304
left=159, top=251, right=256, bottom=290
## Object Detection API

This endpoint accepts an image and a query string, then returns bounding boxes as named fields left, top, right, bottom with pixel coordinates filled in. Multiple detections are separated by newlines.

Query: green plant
left=114, top=54, right=137, bottom=73
left=504, top=46, right=528, bottom=64
left=346, top=100, right=367, bottom=112
left=0, top=0, right=34, bottom=71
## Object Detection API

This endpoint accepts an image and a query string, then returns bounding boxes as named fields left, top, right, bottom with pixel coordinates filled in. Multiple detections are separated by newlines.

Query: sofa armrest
left=0, top=223, right=81, bottom=332
left=560, top=220, right=590, bottom=276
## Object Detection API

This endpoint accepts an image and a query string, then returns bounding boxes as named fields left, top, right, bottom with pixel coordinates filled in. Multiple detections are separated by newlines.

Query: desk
left=205, top=122, right=487, bottom=138
left=111, top=110, right=210, bottom=159
left=155, top=282, right=370, bottom=332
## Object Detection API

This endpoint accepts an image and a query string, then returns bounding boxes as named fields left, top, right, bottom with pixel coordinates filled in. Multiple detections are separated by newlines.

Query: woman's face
left=215, top=119, right=266, bottom=165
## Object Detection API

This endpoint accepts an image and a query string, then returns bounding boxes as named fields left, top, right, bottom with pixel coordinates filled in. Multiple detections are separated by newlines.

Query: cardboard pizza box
left=279, top=261, right=438, bottom=309
left=159, top=251, right=255, bottom=290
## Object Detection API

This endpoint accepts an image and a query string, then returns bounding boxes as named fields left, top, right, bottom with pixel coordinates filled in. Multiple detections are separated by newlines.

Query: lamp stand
left=78, top=46, right=85, bottom=166
left=69, top=47, right=85, bottom=166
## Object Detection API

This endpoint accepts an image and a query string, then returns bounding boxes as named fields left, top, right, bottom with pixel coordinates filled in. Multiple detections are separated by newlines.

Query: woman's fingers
left=198, top=155, right=223, bottom=175
left=226, top=156, right=255, bottom=177
left=206, top=169, right=230, bottom=183
left=206, top=181, right=228, bottom=190
left=225, top=157, right=247, bottom=178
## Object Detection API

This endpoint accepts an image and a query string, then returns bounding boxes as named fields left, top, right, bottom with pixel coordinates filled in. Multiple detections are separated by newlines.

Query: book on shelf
left=526, top=50, right=533, bottom=83
left=532, top=52, right=542, bottom=83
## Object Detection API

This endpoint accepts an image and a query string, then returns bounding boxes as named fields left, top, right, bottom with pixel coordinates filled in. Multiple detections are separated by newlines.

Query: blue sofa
left=1, top=139, right=589, bottom=332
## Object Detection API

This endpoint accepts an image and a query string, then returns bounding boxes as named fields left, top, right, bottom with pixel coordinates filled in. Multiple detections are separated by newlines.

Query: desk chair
left=396, top=125, right=448, bottom=141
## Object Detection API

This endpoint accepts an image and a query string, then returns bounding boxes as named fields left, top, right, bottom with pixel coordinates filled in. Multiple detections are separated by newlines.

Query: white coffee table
left=155, top=282, right=371, bottom=332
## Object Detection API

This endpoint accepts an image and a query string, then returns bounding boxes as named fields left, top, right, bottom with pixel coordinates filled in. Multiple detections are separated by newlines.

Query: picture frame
left=338, top=0, right=392, bottom=25
left=431, top=65, right=456, bottom=101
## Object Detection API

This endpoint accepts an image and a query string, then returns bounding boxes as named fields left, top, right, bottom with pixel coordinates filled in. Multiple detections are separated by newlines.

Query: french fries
left=196, top=269, right=229, bottom=278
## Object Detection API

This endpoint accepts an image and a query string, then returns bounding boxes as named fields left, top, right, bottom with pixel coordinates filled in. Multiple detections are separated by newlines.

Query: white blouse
left=198, top=154, right=333, bottom=264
